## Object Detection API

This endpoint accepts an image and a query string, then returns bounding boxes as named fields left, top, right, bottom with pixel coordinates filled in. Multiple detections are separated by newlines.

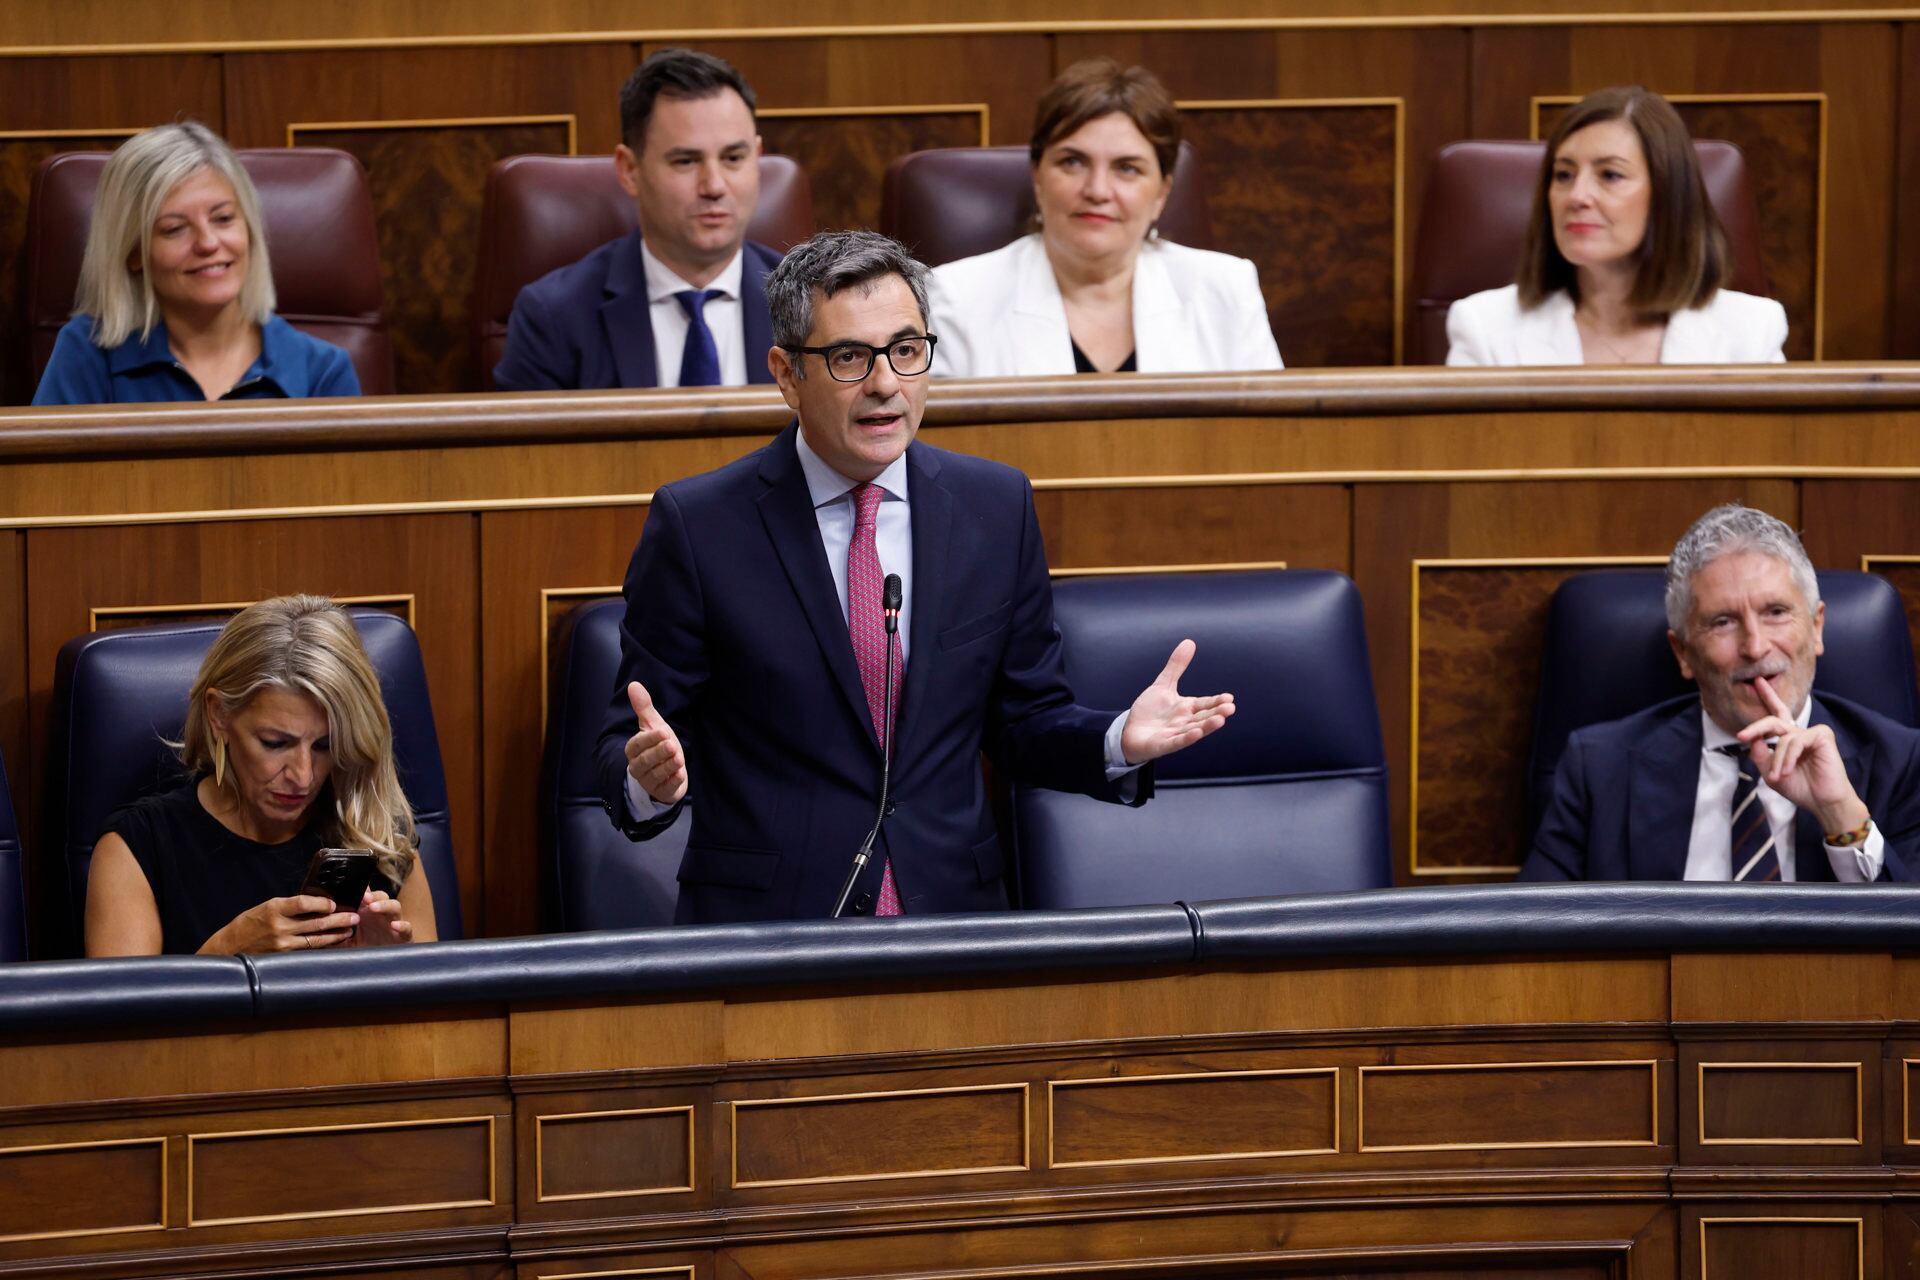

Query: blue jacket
left=594, top=424, right=1150, bottom=923
left=1520, top=692, right=1920, bottom=882
left=33, top=314, right=359, bottom=405
left=493, top=231, right=782, bottom=391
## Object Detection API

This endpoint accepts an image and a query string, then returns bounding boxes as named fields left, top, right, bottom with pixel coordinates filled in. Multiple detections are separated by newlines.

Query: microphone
left=832, top=573, right=903, bottom=918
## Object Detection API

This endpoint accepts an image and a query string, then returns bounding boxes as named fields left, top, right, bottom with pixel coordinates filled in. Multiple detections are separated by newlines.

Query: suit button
left=851, top=893, right=874, bottom=915
left=884, top=801, right=897, bottom=817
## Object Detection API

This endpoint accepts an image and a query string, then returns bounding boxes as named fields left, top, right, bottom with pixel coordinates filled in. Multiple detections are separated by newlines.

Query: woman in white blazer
left=1446, top=85, right=1786, bottom=367
left=929, top=59, right=1282, bottom=377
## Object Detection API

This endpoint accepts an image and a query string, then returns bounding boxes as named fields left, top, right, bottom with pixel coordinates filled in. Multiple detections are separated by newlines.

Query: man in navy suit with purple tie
left=494, top=49, right=782, bottom=391
left=595, top=231, right=1236, bottom=923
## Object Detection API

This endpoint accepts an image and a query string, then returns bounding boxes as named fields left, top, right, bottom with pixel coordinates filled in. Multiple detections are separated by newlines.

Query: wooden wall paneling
left=1798, top=480, right=1920, bottom=695
left=0, top=54, right=224, bottom=406
left=477, top=506, right=648, bottom=937
left=1352, top=478, right=1796, bottom=882
left=21, top=515, right=483, bottom=947
left=1894, top=23, right=1920, bottom=358
left=0, top=529, right=23, bottom=855
left=222, top=44, right=636, bottom=393
left=1030, top=482, right=1349, bottom=575
left=1687, top=1206, right=1873, bottom=1280
left=757, top=106, right=985, bottom=235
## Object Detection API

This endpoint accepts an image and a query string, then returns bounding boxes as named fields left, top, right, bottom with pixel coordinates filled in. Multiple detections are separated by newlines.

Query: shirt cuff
left=1104, top=711, right=1143, bottom=803
left=1824, top=823, right=1885, bottom=883
left=625, top=771, right=678, bottom=821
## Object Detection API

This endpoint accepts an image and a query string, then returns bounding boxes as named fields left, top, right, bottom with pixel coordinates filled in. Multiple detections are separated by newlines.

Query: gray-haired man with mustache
left=1520, top=503, right=1920, bottom=882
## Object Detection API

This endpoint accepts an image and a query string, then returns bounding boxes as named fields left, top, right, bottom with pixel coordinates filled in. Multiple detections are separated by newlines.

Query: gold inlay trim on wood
left=1861, top=553, right=1920, bottom=572
left=1699, top=1216, right=1864, bottom=1280
left=287, top=113, right=579, bottom=154
left=730, top=1081, right=1030, bottom=1189
left=534, top=1104, right=695, bottom=1203
left=1407, top=555, right=1667, bottom=876
left=0, top=1136, right=167, bottom=1244
left=0, top=127, right=141, bottom=140
left=185, top=1114, right=497, bottom=1227
left=1179, top=97, right=1405, bottom=365
left=1357, top=1059, right=1660, bottom=1152
left=90, top=592, right=417, bottom=632
left=761, top=102, right=990, bottom=148
left=1050, top=559, right=1288, bottom=578
left=1046, top=1067, right=1339, bottom=1169
left=539, top=585, right=622, bottom=732
left=1697, top=1061, right=1863, bottom=1145
left=1531, top=92, right=1828, bottom=361
left=539, top=1269, right=694, bottom=1280
left=1906, top=1058, right=1916, bottom=1146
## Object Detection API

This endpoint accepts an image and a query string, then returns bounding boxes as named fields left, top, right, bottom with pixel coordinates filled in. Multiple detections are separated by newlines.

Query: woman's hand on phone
left=344, top=888, right=413, bottom=947
left=201, top=895, right=357, bottom=956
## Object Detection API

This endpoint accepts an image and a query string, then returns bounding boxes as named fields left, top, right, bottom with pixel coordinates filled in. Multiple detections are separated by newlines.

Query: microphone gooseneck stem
left=831, top=575, right=902, bottom=918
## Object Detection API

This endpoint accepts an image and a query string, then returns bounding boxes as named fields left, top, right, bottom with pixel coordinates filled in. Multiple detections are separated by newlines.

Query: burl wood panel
left=758, top=111, right=982, bottom=235
left=535, top=1106, right=693, bottom=1201
left=1049, top=1069, right=1337, bottom=1166
left=1538, top=95, right=1822, bottom=362
left=1700, top=1064, right=1860, bottom=1144
left=295, top=121, right=572, bottom=394
left=1698, top=1215, right=1863, bottom=1280
left=1359, top=1061, right=1658, bottom=1151
left=1180, top=103, right=1399, bottom=368
left=188, top=1116, right=495, bottom=1224
left=0, top=1139, right=165, bottom=1243
left=1413, top=561, right=1657, bottom=874
left=730, top=1085, right=1027, bottom=1187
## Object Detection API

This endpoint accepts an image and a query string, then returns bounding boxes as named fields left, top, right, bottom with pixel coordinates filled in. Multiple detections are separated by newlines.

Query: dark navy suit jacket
left=1519, top=692, right=1920, bottom=882
left=594, top=424, right=1150, bottom=923
left=493, top=231, right=781, bottom=391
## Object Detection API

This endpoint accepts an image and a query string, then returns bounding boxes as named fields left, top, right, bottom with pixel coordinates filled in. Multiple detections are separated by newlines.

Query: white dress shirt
left=627, top=431, right=1136, bottom=818
left=639, top=241, right=747, bottom=388
left=1685, top=699, right=1882, bottom=882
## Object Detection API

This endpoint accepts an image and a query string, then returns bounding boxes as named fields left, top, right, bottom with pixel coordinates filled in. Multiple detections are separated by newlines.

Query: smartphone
left=298, top=847, right=381, bottom=911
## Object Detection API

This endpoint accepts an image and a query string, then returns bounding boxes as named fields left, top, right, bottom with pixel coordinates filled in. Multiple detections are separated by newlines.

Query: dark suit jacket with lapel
left=594, top=424, right=1152, bottom=923
left=492, top=231, right=781, bottom=390
left=1519, top=692, right=1920, bottom=882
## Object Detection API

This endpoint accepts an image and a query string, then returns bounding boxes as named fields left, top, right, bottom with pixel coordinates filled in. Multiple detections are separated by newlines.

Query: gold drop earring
left=213, top=736, right=227, bottom=789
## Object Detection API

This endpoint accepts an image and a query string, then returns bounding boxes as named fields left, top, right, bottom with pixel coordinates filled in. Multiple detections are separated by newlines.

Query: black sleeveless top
left=105, top=783, right=326, bottom=955
left=1070, top=339, right=1137, bottom=374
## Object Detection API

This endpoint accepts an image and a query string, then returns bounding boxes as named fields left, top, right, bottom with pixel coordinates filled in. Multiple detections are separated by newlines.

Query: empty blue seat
left=1012, top=569, right=1391, bottom=909
left=1527, top=568, right=1919, bottom=835
left=0, top=747, right=23, bottom=961
left=49, top=610, right=464, bottom=951
left=541, top=598, right=682, bottom=929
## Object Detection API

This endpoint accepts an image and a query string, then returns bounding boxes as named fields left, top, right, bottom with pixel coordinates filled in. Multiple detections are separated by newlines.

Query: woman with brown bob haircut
left=928, top=58, right=1281, bottom=376
left=1447, top=85, right=1785, bottom=365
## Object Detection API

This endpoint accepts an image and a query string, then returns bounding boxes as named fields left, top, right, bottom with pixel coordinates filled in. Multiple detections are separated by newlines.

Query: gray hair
left=76, top=121, right=276, bottom=348
left=1665, top=503, right=1821, bottom=631
left=767, top=230, right=930, bottom=356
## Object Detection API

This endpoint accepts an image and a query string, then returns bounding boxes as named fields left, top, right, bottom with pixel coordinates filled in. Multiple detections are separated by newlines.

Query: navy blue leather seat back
left=1013, top=570, right=1391, bottom=908
left=542, top=598, right=682, bottom=929
left=0, top=748, right=23, bottom=961
left=51, top=610, right=464, bottom=945
left=1527, top=568, right=1920, bottom=833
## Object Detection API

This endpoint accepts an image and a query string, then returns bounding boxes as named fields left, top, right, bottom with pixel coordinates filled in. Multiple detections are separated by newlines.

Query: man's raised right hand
left=624, top=680, right=688, bottom=805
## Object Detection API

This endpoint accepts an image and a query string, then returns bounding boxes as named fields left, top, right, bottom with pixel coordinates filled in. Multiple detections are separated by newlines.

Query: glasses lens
left=886, top=337, right=932, bottom=376
left=826, top=345, right=874, bottom=381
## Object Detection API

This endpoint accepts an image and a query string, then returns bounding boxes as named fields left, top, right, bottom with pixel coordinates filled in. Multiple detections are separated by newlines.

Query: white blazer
left=1445, top=283, right=1787, bottom=366
left=927, top=233, right=1284, bottom=376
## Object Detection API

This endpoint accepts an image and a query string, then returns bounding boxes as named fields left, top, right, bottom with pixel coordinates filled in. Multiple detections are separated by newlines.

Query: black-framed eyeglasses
left=786, top=334, right=938, bottom=382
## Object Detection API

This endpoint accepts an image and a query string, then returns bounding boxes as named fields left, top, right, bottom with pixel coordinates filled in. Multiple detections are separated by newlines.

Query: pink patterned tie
left=848, top=482, right=904, bottom=915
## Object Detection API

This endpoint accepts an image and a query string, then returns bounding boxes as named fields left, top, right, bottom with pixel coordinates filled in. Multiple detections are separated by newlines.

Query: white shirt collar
left=1700, top=690, right=1812, bottom=751
left=793, top=426, right=910, bottom=509
left=639, top=239, right=744, bottom=305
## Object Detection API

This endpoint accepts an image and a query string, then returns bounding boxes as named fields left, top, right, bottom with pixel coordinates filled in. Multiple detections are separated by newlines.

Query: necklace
left=1576, top=309, right=1665, bottom=364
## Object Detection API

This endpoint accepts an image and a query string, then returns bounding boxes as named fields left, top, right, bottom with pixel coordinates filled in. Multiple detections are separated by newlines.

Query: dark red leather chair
left=470, top=154, right=814, bottom=391
left=1407, top=139, right=1770, bottom=365
left=879, top=141, right=1213, bottom=268
left=26, top=149, right=395, bottom=395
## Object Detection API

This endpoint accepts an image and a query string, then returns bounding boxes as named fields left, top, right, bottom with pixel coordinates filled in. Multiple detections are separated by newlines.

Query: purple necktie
left=848, top=482, right=903, bottom=915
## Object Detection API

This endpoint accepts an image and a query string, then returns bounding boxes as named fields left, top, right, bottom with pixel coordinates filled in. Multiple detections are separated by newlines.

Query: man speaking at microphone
left=596, top=230, right=1233, bottom=923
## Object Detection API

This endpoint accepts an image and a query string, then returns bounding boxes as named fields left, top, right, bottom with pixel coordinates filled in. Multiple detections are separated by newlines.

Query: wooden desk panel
left=9, top=372, right=1920, bottom=940
left=0, top=947, right=1911, bottom=1278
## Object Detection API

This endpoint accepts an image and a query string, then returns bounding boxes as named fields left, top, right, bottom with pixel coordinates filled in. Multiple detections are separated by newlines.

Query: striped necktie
left=1718, top=744, right=1782, bottom=882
